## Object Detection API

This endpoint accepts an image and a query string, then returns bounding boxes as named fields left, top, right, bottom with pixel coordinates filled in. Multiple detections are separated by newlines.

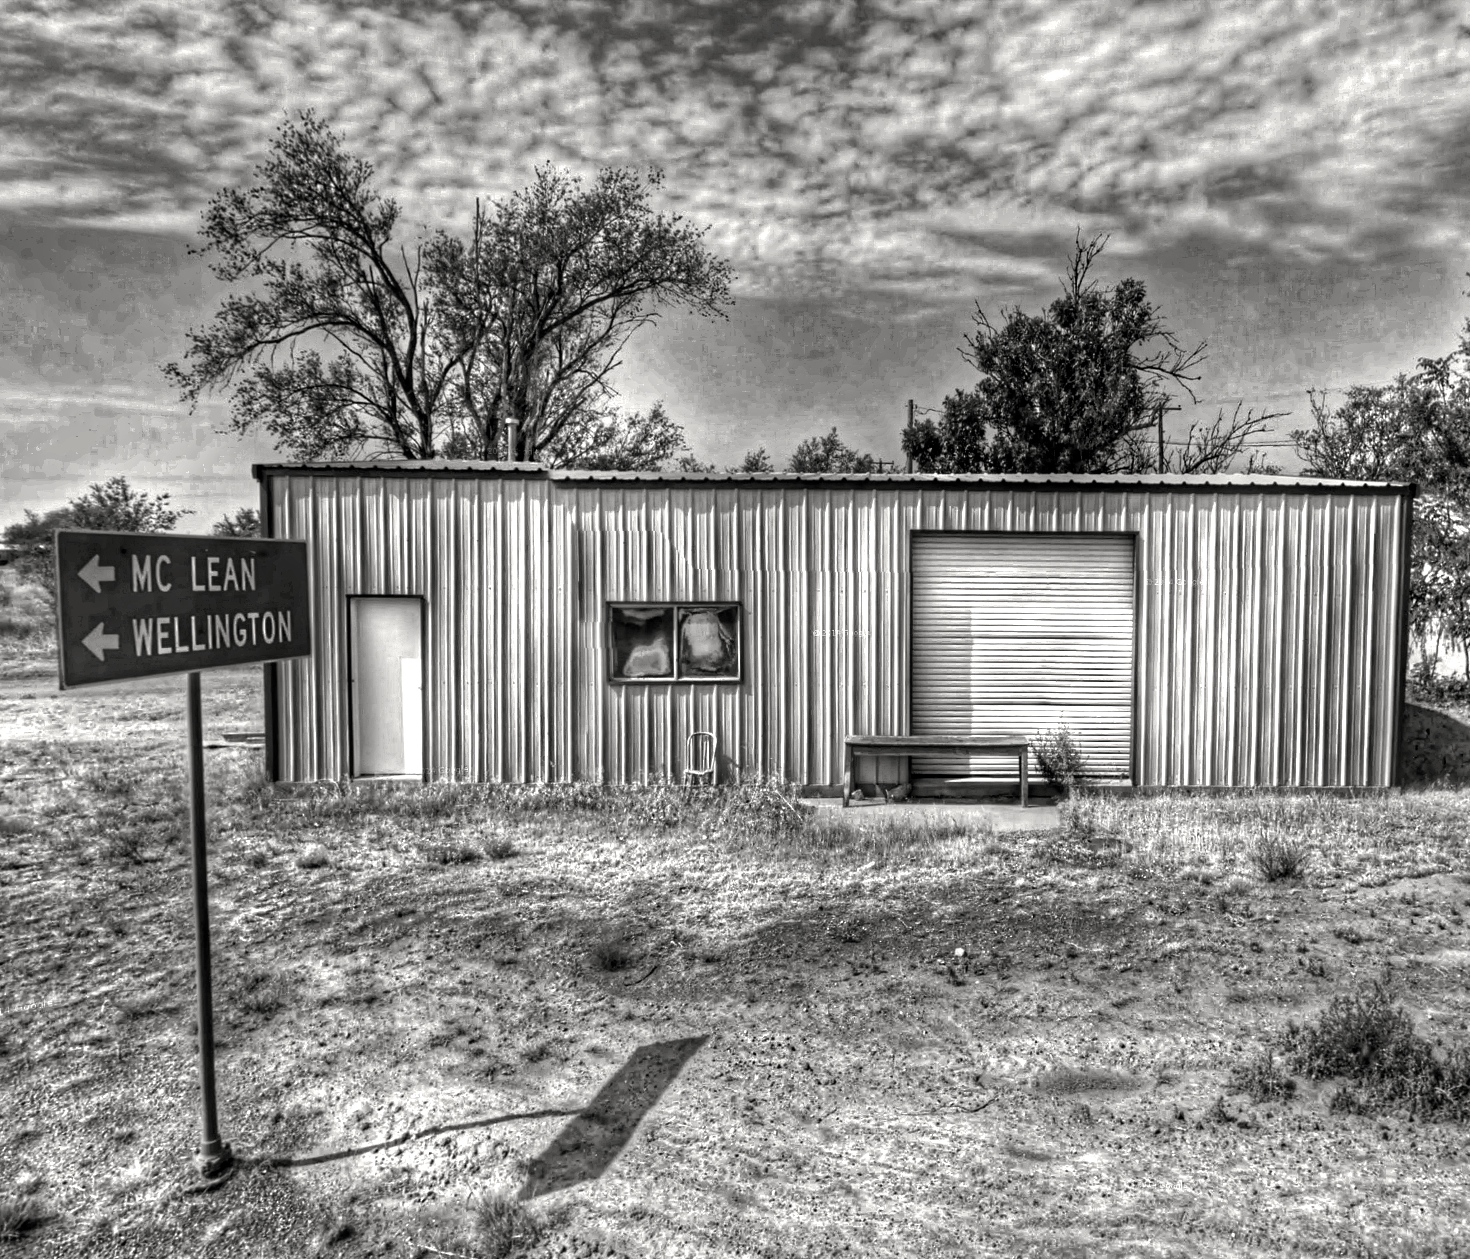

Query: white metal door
left=350, top=597, right=424, bottom=777
left=910, top=534, right=1135, bottom=783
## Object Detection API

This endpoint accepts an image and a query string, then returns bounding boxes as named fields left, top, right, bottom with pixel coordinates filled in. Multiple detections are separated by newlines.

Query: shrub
left=590, top=933, right=635, bottom=973
left=1276, top=979, right=1470, bottom=1119
left=424, top=840, right=482, bottom=865
left=1227, top=1048, right=1297, bottom=1102
left=1250, top=831, right=1309, bottom=883
left=1032, top=725, right=1088, bottom=798
left=235, top=969, right=292, bottom=1017
left=103, top=829, right=148, bottom=865
left=470, top=1190, right=545, bottom=1259
left=296, top=845, right=330, bottom=869
left=484, top=835, right=517, bottom=860
left=0, top=1191, right=45, bottom=1241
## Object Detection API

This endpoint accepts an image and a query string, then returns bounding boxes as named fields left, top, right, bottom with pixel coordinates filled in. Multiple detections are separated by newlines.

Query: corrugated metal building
left=253, top=463, right=1414, bottom=794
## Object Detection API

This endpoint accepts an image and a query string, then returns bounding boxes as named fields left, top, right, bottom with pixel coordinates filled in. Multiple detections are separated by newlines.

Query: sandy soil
left=3, top=671, right=1470, bottom=1258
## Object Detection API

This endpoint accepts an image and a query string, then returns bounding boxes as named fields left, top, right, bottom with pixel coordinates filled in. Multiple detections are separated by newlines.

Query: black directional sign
left=55, top=530, right=311, bottom=689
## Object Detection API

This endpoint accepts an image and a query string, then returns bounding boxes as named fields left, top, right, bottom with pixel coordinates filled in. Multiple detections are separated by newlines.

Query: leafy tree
left=905, top=232, right=1275, bottom=475
left=670, top=447, right=775, bottom=474
left=2, top=477, right=190, bottom=600
left=734, top=448, right=774, bottom=473
left=429, top=165, right=733, bottom=463
left=165, top=111, right=733, bottom=467
left=788, top=428, right=879, bottom=473
left=539, top=402, right=689, bottom=471
left=212, top=507, right=261, bottom=537
left=1294, top=356, right=1470, bottom=675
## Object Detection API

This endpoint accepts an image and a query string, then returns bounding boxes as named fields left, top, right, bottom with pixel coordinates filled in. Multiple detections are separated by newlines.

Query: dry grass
left=5, top=671, right=1470, bottom=1257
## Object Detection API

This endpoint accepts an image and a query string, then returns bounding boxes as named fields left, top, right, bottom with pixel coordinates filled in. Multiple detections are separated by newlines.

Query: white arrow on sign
left=82, top=623, right=120, bottom=662
left=77, top=555, right=116, bottom=594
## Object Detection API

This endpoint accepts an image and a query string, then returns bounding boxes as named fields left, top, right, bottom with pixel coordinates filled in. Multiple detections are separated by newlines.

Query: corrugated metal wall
left=264, top=473, right=1408, bottom=790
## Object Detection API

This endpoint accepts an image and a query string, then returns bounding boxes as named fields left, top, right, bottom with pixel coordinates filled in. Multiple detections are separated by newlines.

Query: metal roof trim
left=251, top=461, right=1414, bottom=493
left=251, top=460, right=547, bottom=480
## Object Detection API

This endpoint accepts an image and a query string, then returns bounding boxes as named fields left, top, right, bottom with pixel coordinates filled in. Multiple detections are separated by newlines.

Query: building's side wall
left=266, top=475, right=1407, bottom=789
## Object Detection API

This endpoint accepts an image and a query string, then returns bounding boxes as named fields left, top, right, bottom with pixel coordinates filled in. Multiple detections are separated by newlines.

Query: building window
left=608, top=603, right=741, bottom=683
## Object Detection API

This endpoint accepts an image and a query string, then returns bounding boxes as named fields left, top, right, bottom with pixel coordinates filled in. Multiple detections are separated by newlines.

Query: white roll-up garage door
left=911, top=533, right=1136, bottom=785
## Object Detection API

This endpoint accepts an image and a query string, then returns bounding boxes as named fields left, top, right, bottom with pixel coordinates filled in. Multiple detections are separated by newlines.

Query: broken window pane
left=677, top=605, right=740, bottom=679
left=609, top=605, right=674, bottom=680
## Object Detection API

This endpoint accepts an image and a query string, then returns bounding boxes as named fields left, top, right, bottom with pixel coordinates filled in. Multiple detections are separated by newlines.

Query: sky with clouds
left=3, top=0, right=1470, bottom=522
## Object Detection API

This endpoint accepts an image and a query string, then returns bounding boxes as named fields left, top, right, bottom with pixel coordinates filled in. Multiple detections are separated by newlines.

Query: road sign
left=54, top=530, right=311, bottom=689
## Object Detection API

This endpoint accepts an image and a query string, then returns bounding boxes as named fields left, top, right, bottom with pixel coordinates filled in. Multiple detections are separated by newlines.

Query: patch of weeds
left=1227, top=1048, right=1297, bottom=1102
left=78, top=765, right=137, bottom=800
left=483, top=835, right=517, bottom=860
left=1251, top=831, right=1309, bottom=883
left=103, top=828, right=148, bottom=865
left=1333, top=925, right=1371, bottom=945
left=1276, top=978, right=1470, bottom=1119
left=1033, top=1067, right=1132, bottom=1095
left=424, top=840, right=482, bottom=865
left=235, top=968, right=292, bottom=1017
left=113, top=992, right=171, bottom=1022
left=470, top=1190, right=546, bottom=1258
left=313, top=1216, right=355, bottom=1251
left=1327, top=1085, right=1374, bottom=1116
left=296, top=844, right=330, bottom=870
left=708, top=775, right=811, bottom=841
left=0, top=1190, right=46, bottom=1242
left=590, top=933, right=636, bottom=973
left=1202, top=1095, right=1236, bottom=1125
left=1221, top=874, right=1254, bottom=898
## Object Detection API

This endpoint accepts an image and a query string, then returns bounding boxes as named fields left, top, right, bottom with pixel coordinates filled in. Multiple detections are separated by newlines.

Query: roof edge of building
left=250, top=461, right=1415, bottom=493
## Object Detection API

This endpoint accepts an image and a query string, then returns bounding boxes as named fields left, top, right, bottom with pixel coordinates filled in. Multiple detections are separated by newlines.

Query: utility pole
left=905, top=399, right=914, bottom=473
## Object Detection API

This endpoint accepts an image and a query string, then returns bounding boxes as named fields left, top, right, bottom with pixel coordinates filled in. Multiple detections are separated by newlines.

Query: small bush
left=80, top=766, right=137, bottom=800
left=1250, top=832, right=1308, bottom=882
left=235, top=969, right=292, bottom=1017
left=113, top=992, right=170, bottom=1021
left=1032, top=726, right=1088, bottom=798
left=103, top=829, right=148, bottom=865
left=1276, top=979, right=1470, bottom=1119
left=471, top=1190, right=545, bottom=1259
left=1227, top=1048, right=1297, bottom=1102
left=424, top=840, right=482, bottom=865
left=0, top=1190, right=45, bottom=1241
left=590, top=934, right=635, bottom=973
left=296, top=845, right=330, bottom=869
left=484, top=835, right=517, bottom=860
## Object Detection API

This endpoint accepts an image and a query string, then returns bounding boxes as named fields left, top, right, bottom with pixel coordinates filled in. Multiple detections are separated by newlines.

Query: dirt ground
left=3, top=668, right=1470, bottom=1258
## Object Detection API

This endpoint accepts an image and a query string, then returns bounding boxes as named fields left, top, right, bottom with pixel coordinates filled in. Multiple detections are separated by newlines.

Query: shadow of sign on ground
left=521, top=1036, right=709, bottom=1200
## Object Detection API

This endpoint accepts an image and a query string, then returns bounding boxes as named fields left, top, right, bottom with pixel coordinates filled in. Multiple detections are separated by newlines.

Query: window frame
left=606, top=600, right=743, bottom=684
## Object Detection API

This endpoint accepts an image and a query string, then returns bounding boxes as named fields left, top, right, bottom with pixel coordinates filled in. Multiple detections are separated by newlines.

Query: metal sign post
left=54, top=529, right=311, bottom=1182
left=186, top=669, right=229, bottom=1178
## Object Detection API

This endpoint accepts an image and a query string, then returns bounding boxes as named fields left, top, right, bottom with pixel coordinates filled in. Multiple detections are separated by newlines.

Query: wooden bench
left=843, top=735, right=1030, bottom=808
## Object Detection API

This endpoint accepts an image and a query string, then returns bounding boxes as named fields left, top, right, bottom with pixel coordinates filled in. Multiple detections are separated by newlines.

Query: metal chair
left=683, top=732, right=717, bottom=786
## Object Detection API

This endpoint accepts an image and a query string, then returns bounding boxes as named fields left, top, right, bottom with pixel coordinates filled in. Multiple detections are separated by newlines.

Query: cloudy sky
left=3, top=0, right=1469, bottom=524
